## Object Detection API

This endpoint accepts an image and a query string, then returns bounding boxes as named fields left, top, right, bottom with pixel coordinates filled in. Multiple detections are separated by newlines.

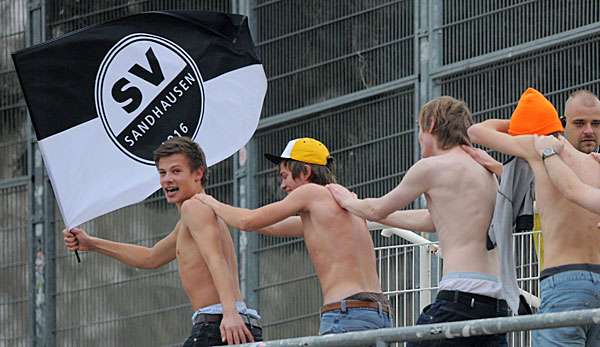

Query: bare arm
left=180, top=200, right=253, bottom=344
left=63, top=227, right=177, bottom=269
left=257, top=216, right=303, bottom=237
left=376, top=209, right=435, bottom=232
left=534, top=135, right=600, bottom=214
left=196, top=186, right=311, bottom=231
left=468, top=119, right=537, bottom=161
left=328, top=159, right=430, bottom=221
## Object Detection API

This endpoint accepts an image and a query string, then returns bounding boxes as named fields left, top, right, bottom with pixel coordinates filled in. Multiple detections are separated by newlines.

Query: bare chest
left=175, top=225, right=208, bottom=272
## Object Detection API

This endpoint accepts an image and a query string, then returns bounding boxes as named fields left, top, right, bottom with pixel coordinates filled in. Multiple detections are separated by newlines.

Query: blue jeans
left=319, top=307, right=392, bottom=335
left=533, top=270, right=600, bottom=347
left=407, top=292, right=509, bottom=347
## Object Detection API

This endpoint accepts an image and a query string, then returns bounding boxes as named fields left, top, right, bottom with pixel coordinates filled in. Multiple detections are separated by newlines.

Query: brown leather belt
left=320, top=300, right=391, bottom=315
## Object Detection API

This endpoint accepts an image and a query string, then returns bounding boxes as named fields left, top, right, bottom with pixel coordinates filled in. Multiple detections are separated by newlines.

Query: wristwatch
left=541, top=147, right=558, bottom=161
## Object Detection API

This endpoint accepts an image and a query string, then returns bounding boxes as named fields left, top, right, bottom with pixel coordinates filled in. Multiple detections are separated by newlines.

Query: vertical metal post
left=231, top=0, right=260, bottom=311
left=429, top=0, right=442, bottom=97
left=238, top=141, right=260, bottom=310
left=27, top=0, right=55, bottom=346
left=414, top=0, right=431, bottom=313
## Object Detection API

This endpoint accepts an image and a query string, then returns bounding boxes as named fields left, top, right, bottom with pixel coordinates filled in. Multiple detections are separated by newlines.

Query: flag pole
left=70, top=230, right=81, bottom=263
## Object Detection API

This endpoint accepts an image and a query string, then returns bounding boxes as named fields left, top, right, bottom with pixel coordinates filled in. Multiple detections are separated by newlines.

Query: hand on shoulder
left=193, top=192, right=217, bottom=206
left=181, top=196, right=216, bottom=218
left=461, top=145, right=503, bottom=176
left=326, top=183, right=357, bottom=208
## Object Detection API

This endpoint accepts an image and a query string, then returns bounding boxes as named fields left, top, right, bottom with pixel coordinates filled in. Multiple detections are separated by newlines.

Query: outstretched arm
left=534, top=135, right=600, bottom=214
left=62, top=226, right=177, bottom=269
left=328, top=159, right=430, bottom=221
left=257, top=216, right=303, bottom=237
left=196, top=185, right=312, bottom=232
left=181, top=200, right=254, bottom=345
left=468, top=119, right=537, bottom=161
left=375, top=209, right=435, bottom=232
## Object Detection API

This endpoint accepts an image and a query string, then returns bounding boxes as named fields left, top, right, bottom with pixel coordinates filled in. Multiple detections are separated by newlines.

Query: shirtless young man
left=468, top=88, right=600, bottom=346
left=328, top=96, right=509, bottom=347
left=534, top=134, right=600, bottom=215
left=63, top=137, right=262, bottom=346
left=196, top=137, right=392, bottom=336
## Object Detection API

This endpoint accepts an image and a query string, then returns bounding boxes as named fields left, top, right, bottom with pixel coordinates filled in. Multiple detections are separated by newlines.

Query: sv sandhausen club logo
left=95, top=33, right=204, bottom=164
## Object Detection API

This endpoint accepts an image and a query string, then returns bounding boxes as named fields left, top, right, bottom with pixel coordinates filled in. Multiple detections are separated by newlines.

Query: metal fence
left=1, top=0, right=599, bottom=346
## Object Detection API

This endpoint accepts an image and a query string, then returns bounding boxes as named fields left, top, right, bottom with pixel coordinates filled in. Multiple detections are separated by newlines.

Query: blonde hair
left=419, top=96, right=473, bottom=150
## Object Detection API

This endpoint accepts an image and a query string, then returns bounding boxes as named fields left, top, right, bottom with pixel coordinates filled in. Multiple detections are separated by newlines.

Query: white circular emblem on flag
left=95, top=33, right=204, bottom=164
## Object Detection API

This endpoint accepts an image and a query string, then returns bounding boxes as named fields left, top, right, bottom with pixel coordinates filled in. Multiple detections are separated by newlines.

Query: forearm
left=544, top=156, right=600, bottom=213
left=205, top=257, right=239, bottom=313
left=209, top=200, right=256, bottom=230
left=91, top=237, right=158, bottom=269
left=257, top=216, right=303, bottom=237
left=343, top=197, right=390, bottom=221
left=375, top=209, right=435, bottom=232
left=468, top=119, right=509, bottom=144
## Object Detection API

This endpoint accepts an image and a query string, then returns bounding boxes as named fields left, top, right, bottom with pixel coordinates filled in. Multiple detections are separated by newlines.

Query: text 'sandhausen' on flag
left=12, top=11, right=267, bottom=228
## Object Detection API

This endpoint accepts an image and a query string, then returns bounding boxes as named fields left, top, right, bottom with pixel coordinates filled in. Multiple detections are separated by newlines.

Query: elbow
left=368, top=206, right=388, bottom=222
left=238, top=215, right=255, bottom=231
left=140, top=251, right=162, bottom=270
left=143, top=262, right=161, bottom=270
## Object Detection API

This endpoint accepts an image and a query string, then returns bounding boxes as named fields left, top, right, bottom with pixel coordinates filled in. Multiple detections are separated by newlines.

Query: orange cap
left=508, top=88, right=564, bottom=136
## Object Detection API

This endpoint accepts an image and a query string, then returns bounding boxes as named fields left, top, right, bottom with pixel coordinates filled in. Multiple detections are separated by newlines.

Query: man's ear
left=195, top=168, right=204, bottom=183
left=301, top=164, right=312, bottom=181
left=427, top=117, right=436, bottom=133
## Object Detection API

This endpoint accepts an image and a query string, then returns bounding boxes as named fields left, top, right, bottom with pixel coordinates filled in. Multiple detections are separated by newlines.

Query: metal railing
left=233, top=308, right=600, bottom=347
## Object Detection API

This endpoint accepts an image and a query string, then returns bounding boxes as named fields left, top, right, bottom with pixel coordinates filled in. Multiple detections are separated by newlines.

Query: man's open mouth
left=165, top=187, right=179, bottom=194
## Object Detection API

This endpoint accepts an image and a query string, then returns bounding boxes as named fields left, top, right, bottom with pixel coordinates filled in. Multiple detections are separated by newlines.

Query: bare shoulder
left=180, top=198, right=218, bottom=227
left=291, top=183, right=330, bottom=198
left=410, top=156, right=441, bottom=175
left=288, top=183, right=334, bottom=209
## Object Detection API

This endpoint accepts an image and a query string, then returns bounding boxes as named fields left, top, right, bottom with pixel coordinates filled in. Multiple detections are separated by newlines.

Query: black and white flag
left=13, top=11, right=267, bottom=228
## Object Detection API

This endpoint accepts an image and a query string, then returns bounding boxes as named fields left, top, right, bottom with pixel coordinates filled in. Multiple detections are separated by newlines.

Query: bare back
left=424, top=149, right=498, bottom=276
left=528, top=144, right=600, bottom=268
left=299, top=184, right=382, bottom=304
left=175, top=218, right=243, bottom=310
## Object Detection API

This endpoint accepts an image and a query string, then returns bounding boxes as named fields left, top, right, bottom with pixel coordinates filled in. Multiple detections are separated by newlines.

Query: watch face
left=543, top=148, right=554, bottom=156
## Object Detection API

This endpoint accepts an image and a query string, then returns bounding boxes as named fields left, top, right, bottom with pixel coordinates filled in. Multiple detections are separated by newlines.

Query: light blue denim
left=533, top=270, right=600, bottom=347
left=319, top=305, right=392, bottom=336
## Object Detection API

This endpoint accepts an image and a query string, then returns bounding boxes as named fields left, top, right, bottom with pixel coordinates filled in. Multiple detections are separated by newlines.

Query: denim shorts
left=533, top=270, right=600, bottom=347
left=319, top=307, right=392, bottom=336
left=407, top=291, right=509, bottom=347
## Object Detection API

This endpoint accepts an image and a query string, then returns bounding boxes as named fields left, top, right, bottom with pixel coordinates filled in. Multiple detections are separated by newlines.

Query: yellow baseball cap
left=265, top=138, right=330, bottom=165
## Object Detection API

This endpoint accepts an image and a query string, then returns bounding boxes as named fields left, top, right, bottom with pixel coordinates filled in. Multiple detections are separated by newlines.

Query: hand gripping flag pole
left=12, top=11, right=267, bottom=261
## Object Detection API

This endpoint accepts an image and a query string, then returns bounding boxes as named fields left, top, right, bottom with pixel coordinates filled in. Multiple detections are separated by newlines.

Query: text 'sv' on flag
left=12, top=11, right=267, bottom=228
